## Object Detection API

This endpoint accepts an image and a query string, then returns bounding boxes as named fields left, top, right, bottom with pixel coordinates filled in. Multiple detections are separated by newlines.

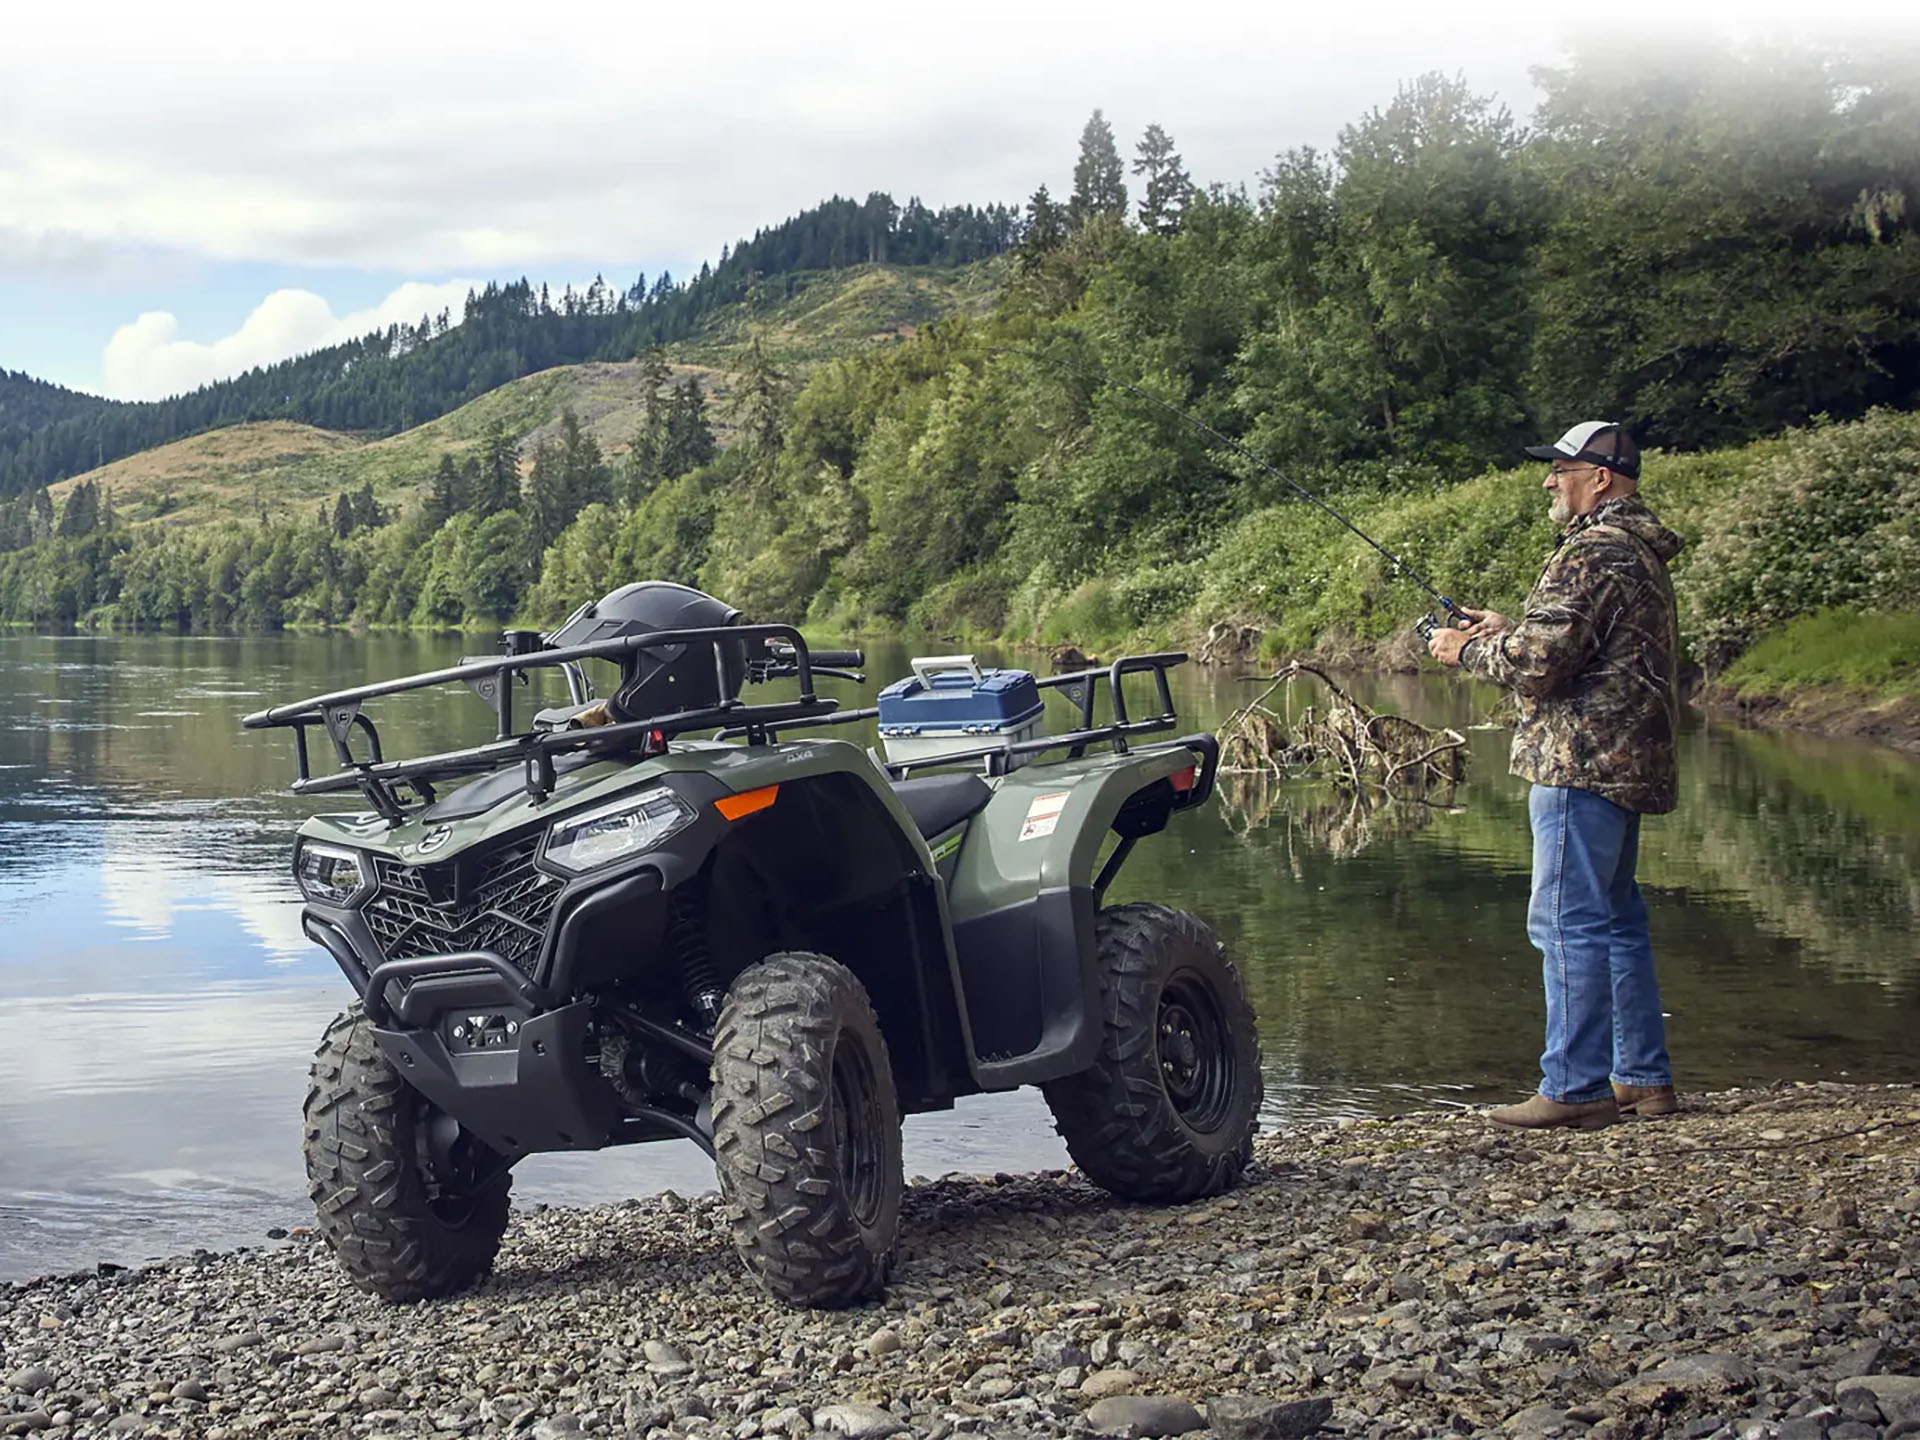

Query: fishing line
left=986, top=338, right=1461, bottom=618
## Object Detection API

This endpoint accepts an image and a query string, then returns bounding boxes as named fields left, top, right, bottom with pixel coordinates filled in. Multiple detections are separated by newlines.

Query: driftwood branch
left=1212, top=662, right=1471, bottom=855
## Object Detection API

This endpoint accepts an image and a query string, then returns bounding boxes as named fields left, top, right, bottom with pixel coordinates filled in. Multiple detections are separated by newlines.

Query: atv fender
left=944, top=742, right=1207, bottom=1089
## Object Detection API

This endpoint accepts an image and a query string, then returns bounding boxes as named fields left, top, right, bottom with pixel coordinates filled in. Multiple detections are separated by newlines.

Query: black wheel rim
left=830, top=1033, right=887, bottom=1229
left=416, top=1107, right=494, bottom=1228
left=1158, top=969, right=1236, bottom=1131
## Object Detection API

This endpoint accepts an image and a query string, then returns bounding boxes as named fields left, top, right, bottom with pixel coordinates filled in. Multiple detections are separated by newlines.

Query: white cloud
left=100, top=278, right=480, bottom=401
left=6, top=0, right=1910, bottom=292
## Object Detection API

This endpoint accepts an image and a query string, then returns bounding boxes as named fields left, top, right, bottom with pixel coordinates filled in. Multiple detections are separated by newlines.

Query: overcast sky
left=5, top=0, right=1914, bottom=401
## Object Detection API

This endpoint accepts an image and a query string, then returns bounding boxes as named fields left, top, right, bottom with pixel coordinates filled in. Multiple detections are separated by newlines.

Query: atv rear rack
left=242, top=625, right=836, bottom=823
left=719, top=651, right=1195, bottom=778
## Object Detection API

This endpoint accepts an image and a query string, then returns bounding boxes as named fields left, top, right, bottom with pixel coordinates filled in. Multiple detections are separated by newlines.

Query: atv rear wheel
left=303, top=1005, right=513, bottom=1302
left=1043, top=903, right=1262, bottom=1202
left=711, top=952, right=902, bottom=1308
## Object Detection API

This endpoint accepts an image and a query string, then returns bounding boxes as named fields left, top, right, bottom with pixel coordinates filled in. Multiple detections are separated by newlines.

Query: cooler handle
left=909, top=654, right=984, bottom=688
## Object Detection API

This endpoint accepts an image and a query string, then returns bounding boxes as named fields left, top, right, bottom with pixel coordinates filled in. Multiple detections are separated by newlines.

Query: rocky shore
left=4, top=1083, right=1917, bottom=1440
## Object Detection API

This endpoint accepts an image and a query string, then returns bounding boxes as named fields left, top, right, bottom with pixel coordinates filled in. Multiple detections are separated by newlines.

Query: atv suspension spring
left=669, top=888, right=722, bottom=1032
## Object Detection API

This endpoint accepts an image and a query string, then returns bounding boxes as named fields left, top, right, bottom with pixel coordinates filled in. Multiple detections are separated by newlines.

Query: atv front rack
left=242, top=625, right=836, bottom=823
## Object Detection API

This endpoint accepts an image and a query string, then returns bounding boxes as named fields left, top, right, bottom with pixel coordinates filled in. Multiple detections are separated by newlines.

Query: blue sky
left=5, top=0, right=1913, bottom=402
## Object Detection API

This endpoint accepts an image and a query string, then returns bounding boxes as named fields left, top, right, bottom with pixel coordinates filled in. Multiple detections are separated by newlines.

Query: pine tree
left=423, top=455, right=460, bottom=530
left=349, top=482, right=383, bottom=529
left=658, top=377, right=716, bottom=479
left=623, top=350, right=675, bottom=502
left=56, top=480, right=99, bottom=538
left=1019, top=185, right=1066, bottom=270
left=332, top=492, right=355, bottom=539
left=1070, top=109, right=1128, bottom=226
left=1133, top=123, right=1192, bottom=234
left=523, top=438, right=564, bottom=564
left=725, top=339, right=786, bottom=462
left=475, top=421, right=521, bottom=518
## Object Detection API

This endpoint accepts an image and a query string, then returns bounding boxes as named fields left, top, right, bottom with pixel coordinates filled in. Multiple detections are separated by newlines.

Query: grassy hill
left=48, top=260, right=1001, bottom=529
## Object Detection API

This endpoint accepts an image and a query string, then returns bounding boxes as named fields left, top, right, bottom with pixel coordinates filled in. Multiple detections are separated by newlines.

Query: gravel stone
left=0, top=1085, right=1912, bottom=1440
left=4, top=1369, right=53, bottom=1398
left=1084, top=1393, right=1204, bottom=1437
left=1206, top=1394, right=1335, bottom=1439
left=813, top=1401, right=908, bottom=1438
left=1081, top=1369, right=1141, bottom=1400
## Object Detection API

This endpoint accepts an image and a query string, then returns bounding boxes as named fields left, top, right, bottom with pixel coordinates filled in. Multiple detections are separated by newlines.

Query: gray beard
left=1550, top=495, right=1574, bottom=527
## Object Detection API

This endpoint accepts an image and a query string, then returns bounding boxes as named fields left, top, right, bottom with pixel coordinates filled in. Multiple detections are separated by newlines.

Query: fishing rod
left=996, top=338, right=1468, bottom=637
left=1106, top=377, right=1464, bottom=634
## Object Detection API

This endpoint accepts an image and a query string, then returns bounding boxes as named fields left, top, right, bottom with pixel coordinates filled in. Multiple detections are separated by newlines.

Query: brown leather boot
left=1488, top=1094, right=1618, bottom=1130
left=1612, top=1082, right=1679, bottom=1117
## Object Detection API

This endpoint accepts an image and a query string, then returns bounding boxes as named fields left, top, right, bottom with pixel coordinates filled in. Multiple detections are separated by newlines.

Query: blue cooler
left=876, top=655, right=1044, bottom=769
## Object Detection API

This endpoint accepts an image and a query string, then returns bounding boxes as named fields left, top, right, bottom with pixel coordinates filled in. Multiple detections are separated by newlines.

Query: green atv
left=245, top=583, right=1262, bottom=1308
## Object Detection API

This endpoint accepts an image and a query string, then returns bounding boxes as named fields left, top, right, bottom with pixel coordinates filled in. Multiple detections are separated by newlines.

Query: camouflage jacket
left=1460, top=496, right=1684, bottom=814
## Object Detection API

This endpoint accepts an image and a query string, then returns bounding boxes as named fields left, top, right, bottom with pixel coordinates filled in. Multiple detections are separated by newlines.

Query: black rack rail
left=242, top=625, right=834, bottom=823
left=716, top=650, right=1193, bottom=779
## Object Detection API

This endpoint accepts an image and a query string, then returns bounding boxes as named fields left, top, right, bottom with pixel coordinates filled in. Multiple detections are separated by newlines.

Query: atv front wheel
left=1043, top=903, right=1262, bottom=1202
left=303, top=1006, right=513, bottom=1302
left=711, top=952, right=902, bottom=1307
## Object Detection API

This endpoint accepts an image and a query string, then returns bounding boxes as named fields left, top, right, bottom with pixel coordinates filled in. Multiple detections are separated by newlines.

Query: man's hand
left=1428, top=624, right=1473, bottom=667
left=1427, top=607, right=1511, bottom=668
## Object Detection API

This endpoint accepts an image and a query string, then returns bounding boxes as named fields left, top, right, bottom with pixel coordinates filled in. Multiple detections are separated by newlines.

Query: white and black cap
left=1523, top=421, right=1640, bottom=480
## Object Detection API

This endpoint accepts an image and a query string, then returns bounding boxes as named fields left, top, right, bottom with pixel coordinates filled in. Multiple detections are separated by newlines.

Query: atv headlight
left=296, top=841, right=370, bottom=905
left=543, top=787, right=696, bottom=874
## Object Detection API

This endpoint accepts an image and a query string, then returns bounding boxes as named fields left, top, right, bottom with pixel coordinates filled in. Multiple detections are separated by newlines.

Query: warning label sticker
left=1018, top=791, right=1072, bottom=842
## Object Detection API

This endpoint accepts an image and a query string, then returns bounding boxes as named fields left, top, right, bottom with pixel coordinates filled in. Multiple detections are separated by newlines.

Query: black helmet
left=547, top=582, right=749, bottom=717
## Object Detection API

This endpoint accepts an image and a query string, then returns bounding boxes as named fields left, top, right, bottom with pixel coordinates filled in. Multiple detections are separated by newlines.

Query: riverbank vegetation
left=2, top=42, right=1915, bottom=709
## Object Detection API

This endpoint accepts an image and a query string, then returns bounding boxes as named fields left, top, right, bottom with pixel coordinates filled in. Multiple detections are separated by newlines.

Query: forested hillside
left=0, top=194, right=1015, bottom=497
left=3, top=43, right=1916, bottom=694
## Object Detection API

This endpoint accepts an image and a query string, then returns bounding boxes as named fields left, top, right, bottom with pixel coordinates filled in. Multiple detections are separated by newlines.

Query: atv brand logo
left=416, top=827, right=453, bottom=856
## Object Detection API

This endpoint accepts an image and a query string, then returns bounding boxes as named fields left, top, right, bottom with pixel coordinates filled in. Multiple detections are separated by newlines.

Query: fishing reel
left=1415, top=601, right=1473, bottom=643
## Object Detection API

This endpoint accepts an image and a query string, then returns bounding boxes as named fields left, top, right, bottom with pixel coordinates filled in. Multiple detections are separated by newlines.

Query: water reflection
left=0, top=632, right=1915, bottom=1280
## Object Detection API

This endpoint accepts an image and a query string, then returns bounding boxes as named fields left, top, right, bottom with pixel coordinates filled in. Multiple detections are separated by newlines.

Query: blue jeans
left=1527, top=784, right=1672, bottom=1103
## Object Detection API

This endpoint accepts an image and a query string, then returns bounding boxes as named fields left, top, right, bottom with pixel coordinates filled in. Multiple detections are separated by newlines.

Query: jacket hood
left=1574, top=495, right=1684, bottom=562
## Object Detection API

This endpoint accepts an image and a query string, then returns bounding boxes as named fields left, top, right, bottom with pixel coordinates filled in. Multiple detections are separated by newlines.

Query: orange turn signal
left=715, top=784, right=780, bottom=821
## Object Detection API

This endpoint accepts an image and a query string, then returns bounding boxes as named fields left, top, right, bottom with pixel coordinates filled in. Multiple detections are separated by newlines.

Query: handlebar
left=808, top=647, right=865, bottom=667
left=766, top=640, right=865, bottom=668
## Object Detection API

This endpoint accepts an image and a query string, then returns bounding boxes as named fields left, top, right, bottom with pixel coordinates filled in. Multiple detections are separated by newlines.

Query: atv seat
left=888, top=773, right=992, bottom=840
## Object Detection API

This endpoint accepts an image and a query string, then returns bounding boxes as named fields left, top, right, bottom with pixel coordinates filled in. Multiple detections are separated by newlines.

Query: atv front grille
left=365, top=839, right=561, bottom=976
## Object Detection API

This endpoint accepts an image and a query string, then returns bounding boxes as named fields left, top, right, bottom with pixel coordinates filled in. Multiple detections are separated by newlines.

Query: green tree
left=622, top=350, right=676, bottom=501
left=1132, top=123, right=1192, bottom=234
left=725, top=339, right=787, bottom=469
left=56, top=481, right=99, bottom=538
left=473, top=420, right=521, bottom=518
left=423, top=455, right=460, bottom=530
left=1070, top=109, right=1129, bottom=226
left=658, top=377, right=716, bottom=480
left=1236, top=73, right=1548, bottom=473
left=332, top=492, right=355, bottom=539
left=1530, top=41, right=1920, bottom=448
left=349, top=482, right=383, bottom=530
left=1019, top=185, right=1066, bottom=269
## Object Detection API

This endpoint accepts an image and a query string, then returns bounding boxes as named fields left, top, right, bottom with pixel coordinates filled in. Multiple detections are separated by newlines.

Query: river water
left=1, top=631, right=1916, bottom=1280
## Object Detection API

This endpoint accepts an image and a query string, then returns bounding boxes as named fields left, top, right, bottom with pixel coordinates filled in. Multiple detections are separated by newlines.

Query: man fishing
left=1427, top=422, right=1683, bottom=1130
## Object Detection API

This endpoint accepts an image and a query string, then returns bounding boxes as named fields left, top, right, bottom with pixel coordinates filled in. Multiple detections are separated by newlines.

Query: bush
left=1680, top=410, right=1920, bottom=668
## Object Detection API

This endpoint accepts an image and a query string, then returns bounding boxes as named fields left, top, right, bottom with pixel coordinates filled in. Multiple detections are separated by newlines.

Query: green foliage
left=1133, top=123, right=1192, bottom=235
left=1070, top=110, right=1128, bottom=226
left=1721, top=609, right=1920, bottom=700
left=1530, top=43, right=1920, bottom=448
left=1679, top=409, right=1920, bottom=666
left=1235, top=74, right=1549, bottom=475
